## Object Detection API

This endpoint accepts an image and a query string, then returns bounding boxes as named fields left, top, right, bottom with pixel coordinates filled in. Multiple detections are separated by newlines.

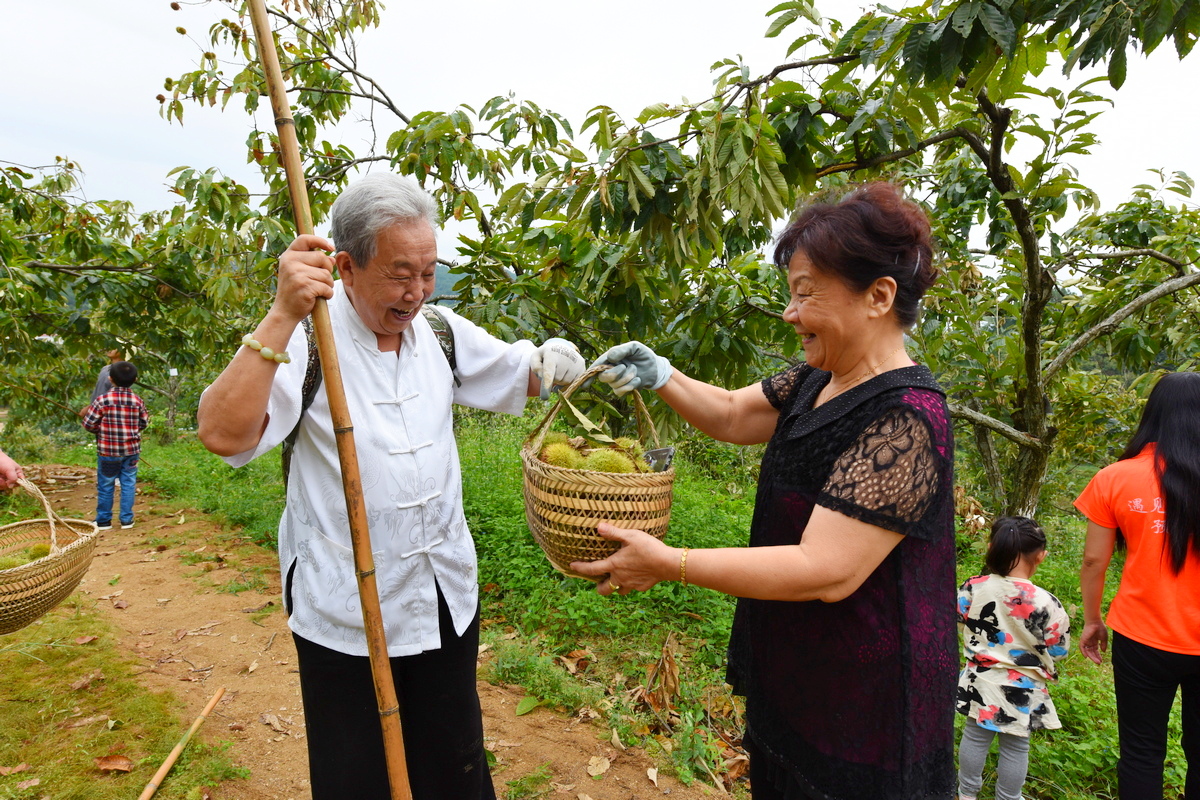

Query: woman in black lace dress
left=572, top=182, right=957, bottom=800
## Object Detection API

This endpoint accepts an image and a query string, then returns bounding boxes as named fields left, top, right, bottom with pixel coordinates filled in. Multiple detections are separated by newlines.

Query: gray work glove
left=592, top=341, right=672, bottom=396
left=531, top=337, right=586, bottom=400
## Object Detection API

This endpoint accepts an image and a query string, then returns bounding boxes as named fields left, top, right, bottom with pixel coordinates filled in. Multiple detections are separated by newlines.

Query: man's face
left=339, top=220, right=437, bottom=351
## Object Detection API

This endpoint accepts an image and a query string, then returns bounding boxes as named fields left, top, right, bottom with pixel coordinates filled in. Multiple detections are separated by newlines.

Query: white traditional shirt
left=223, top=281, right=534, bottom=657
left=956, top=573, right=1071, bottom=736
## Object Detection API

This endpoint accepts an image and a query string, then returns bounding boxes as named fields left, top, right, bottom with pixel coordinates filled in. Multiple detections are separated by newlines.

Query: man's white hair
left=329, top=173, right=439, bottom=267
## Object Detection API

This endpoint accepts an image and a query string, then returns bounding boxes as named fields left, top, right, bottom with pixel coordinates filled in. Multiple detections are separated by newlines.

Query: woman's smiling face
left=782, top=250, right=870, bottom=375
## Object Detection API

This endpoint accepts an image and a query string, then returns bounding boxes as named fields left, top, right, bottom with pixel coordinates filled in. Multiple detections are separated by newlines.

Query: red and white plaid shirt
left=82, top=387, right=148, bottom=457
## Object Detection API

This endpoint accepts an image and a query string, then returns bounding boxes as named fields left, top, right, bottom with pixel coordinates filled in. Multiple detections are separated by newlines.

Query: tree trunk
left=970, top=421, right=1005, bottom=510
left=1008, top=442, right=1050, bottom=517
left=157, top=374, right=180, bottom=445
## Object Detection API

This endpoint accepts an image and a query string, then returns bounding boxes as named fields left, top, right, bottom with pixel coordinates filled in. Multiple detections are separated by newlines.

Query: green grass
left=503, top=762, right=553, bottom=799
left=0, top=597, right=248, bottom=800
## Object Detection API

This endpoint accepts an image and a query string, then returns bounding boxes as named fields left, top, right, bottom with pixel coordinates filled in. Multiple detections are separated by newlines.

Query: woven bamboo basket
left=0, top=478, right=98, bottom=635
left=522, top=365, right=674, bottom=580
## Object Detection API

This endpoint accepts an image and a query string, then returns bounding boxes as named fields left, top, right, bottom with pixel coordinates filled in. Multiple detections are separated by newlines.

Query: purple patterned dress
left=727, top=364, right=957, bottom=799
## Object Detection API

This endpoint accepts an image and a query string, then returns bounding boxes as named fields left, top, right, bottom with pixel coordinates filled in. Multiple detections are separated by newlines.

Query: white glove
left=531, top=338, right=586, bottom=400
left=592, top=341, right=672, bottom=396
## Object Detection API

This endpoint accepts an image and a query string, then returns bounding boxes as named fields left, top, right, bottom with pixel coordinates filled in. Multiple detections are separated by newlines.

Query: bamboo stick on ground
left=136, top=686, right=226, bottom=800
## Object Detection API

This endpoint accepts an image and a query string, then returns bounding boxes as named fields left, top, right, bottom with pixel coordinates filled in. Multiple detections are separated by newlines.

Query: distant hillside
left=432, top=260, right=459, bottom=307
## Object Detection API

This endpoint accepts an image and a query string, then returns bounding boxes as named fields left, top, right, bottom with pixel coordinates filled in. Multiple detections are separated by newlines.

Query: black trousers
left=292, top=586, right=496, bottom=800
left=1113, top=630, right=1200, bottom=799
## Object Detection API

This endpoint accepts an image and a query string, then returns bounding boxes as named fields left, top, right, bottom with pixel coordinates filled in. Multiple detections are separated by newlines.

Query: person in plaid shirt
left=82, top=361, right=148, bottom=530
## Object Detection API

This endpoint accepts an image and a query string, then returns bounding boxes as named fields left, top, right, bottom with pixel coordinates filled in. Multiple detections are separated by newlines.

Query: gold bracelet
left=242, top=334, right=291, bottom=363
left=680, top=547, right=689, bottom=586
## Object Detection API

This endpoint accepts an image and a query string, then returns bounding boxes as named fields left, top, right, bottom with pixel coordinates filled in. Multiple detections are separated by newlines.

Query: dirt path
left=34, top=465, right=718, bottom=800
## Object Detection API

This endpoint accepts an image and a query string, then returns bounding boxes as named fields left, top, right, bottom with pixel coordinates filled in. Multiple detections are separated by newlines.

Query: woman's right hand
left=271, top=234, right=337, bottom=324
left=1080, top=620, right=1109, bottom=665
left=569, top=522, right=677, bottom=595
left=591, top=341, right=673, bottom=396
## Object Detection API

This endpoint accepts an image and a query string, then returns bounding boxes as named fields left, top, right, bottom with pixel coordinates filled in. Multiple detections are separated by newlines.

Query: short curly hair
left=773, top=182, right=937, bottom=328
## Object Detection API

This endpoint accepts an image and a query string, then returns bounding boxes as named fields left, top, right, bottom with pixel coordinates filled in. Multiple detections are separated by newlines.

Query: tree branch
left=267, top=6, right=411, bottom=125
left=976, top=89, right=1049, bottom=436
left=1066, top=248, right=1190, bottom=274
left=1043, top=269, right=1200, bottom=381
left=745, top=302, right=784, bottom=320
left=24, top=261, right=147, bottom=274
left=740, top=53, right=861, bottom=90
left=948, top=402, right=1049, bottom=450
left=816, top=126, right=978, bottom=177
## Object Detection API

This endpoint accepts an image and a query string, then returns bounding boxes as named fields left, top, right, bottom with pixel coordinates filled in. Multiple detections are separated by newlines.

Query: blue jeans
left=96, top=454, right=138, bottom=526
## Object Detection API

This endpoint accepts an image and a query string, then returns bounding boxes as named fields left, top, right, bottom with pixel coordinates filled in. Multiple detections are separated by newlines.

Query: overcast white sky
left=3, top=0, right=1198, bottom=224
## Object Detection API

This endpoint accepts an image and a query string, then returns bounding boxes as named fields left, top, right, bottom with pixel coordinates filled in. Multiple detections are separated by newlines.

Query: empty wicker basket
left=0, top=478, right=98, bottom=635
left=522, top=366, right=674, bottom=580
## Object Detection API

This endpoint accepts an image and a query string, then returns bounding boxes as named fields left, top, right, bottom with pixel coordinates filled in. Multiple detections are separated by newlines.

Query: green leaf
left=950, top=1, right=980, bottom=37
left=1107, top=40, right=1128, bottom=88
left=978, top=3, right=1017, bottom=56
left=515, top=696, right=542, bottom=716
left=1143, top=0, right=1182, bottom=53
left=628, top=164, right=656, bottom=199
left=902, top=22, right=930, bottom=82
left=766, top=8, right=801, bottom=39
left=832, top=15, right=876, bottom=56
left=561, top=395, right=615, bottom=444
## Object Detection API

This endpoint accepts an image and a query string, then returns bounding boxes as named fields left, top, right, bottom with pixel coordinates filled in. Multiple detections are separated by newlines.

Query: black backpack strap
left=421, top=305, right=460, bottom=387
left=281, top=316, right=322, bottom=487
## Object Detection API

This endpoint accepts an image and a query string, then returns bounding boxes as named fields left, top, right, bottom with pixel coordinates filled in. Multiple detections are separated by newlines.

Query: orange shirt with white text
left=1075, top=444, right=1200, bottom=655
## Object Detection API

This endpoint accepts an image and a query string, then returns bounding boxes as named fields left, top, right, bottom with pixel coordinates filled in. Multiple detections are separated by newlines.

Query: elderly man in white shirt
left=197, top=173, right=584, bottom=800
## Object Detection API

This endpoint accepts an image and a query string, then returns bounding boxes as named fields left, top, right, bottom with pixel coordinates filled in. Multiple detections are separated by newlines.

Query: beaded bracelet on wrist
left=242, top=334, right=291, bottom=363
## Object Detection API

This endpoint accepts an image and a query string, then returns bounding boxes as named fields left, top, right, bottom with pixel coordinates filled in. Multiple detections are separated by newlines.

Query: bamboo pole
left=137, top=686, right=226, bottom=800
left=245, top=3, right=411, bottom=798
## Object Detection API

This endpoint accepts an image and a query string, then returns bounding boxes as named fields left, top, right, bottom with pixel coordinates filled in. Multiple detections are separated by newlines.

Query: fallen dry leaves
left=556, top=648, right=593, bottom=675
left=94, top=754, right=134, bottom=773
left=59, top=713, right=109, bottom=729
left=174, top=621, right=222, bottom=642
left=0, top=763, right=29, bottom=776
left=644, top=633, right=681, bottom=714
left=70, top=670, right=105, bottom=691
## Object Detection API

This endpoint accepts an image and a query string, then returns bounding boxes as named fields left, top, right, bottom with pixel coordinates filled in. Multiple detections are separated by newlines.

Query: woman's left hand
left=571, top=522, right=676, bottom=596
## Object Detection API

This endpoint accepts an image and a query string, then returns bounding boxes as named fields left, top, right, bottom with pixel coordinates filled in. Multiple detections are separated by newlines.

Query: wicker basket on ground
left=0, top=477, right=98, bottom=636
left=521, top=365, right=674, bottom=580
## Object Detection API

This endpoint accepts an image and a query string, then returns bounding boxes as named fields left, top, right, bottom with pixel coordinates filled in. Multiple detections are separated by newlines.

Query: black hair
left=1119, top=372, right=1200, bottom=574
left=772, top=182, right=938, bottom=328
left=109, top=361, right=138, bottom=387
left=985, top=515, right=1047, bottom=576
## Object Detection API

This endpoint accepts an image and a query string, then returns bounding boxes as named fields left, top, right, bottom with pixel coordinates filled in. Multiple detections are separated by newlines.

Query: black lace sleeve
left=761, top=364, right=810, bottom=411
left=817, top=405, right=942, bottom=538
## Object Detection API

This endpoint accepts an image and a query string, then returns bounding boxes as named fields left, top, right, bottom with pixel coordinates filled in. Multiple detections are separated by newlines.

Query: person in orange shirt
left=1075, top=371, right=1200, bottom=799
